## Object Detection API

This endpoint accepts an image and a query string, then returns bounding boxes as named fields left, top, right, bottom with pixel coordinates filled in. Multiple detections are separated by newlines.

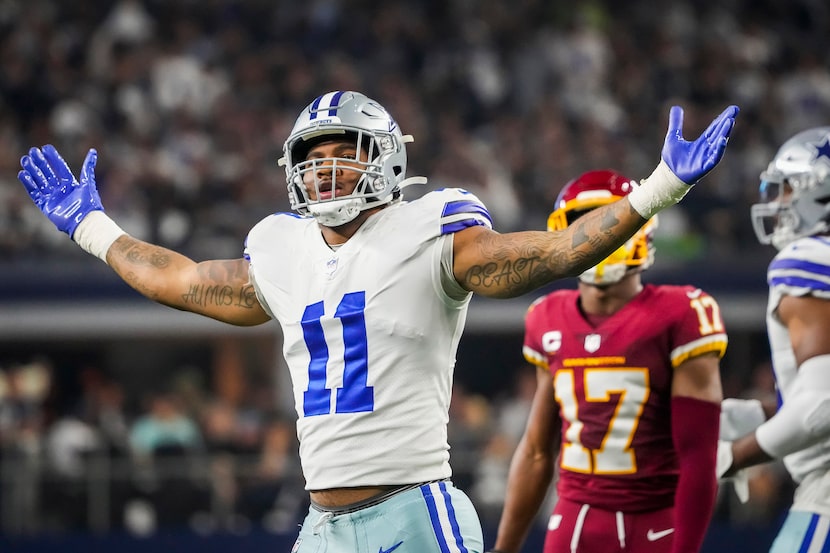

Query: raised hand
left=661, top=105, right=740, bottom=185
left=18, top=145, right=104, bottom=238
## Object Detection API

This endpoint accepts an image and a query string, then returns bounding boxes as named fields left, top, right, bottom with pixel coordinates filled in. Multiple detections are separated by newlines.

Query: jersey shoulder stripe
left=670, top=333, right=729, bottom=367
left=522, top=345, right=547, bottom=368
left=768, top=238, right=830, bottom=296
left=418, top=188, right=493, bottom=235
left=441, top=198, right=493, bottom=230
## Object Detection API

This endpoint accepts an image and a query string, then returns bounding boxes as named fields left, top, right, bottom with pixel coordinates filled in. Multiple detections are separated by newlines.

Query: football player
left=488, top=170, right=726, bottom=553
left=718, top=127, right=830, bottom=552
left=17, top=91, right=737, bottom=553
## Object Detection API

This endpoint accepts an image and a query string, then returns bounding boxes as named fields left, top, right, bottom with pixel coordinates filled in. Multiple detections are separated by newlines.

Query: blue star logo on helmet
left=812, top=136, right=830, bottom=165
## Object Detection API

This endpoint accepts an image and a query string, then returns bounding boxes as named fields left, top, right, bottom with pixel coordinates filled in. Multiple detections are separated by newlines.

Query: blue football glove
left=661, top=105, right=739, bottom=184
left=18, top=145, right=104, bottom=239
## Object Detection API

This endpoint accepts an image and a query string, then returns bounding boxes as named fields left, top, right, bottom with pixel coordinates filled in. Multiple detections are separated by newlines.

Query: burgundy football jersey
left=523, top=284, right=727, bottom=512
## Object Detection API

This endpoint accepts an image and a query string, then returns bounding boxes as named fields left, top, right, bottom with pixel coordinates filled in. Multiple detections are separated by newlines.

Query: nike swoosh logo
left=686, top=288, right=703, bottom=299
left=647, top=528, right=675, bottom=541
left=379, top=541, right=404, bottom=553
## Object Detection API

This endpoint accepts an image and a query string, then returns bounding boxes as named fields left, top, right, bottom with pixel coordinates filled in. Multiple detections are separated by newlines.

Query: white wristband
left=72, top=211, right=127, bottom=264
left=627, top=160, right=691, bottom=219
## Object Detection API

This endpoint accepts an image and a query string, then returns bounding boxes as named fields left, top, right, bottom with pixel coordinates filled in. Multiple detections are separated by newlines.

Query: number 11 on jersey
left=301, top=291, right=375, bottom=416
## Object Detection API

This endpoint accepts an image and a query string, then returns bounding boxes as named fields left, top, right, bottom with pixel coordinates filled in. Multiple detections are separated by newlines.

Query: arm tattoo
left=111, top=239, right=176, bottom=301
left=112, top=238, right=257, bottom=310
left=181, top=284, right=235, bottom=307
left=113, top=239, right=172, bottom=269
left=464, top=200, right=642, bottom=297
left=570, top=206, right=622, bottom=247
left=562, top=206, right=626, bottom=270
left=181, top=282, right=257, bottom=309
left=181, top=260, right=258, bottom=309
left=463, top=234, right=563, bottom=297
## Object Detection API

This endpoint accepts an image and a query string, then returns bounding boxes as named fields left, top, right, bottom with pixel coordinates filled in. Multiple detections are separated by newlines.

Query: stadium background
left=1, top=0, right=827, bottom=551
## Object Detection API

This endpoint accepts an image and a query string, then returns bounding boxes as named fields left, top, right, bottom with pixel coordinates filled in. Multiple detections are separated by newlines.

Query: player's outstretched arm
left=107, top=237, right=270, bottom=326
left=454, top=105, right=739, bottom=298
left=18, top=145, right=270, bottom=326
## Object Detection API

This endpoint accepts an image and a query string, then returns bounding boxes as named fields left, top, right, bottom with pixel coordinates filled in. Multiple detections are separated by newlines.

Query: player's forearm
left=560, top=197, right=648, bottom=277
left=106, top=236, right=267, bottom=325
left=107, top=235, right=197, bottom=306
left=462, top=199, right=645, bottom=298
left=728, top=433, right=773, bottom=475
left=671, top=397, right=719, bottom=553
left=760, top=398, right=777, bottom=419
left=493, top=448, right=555, bottom=553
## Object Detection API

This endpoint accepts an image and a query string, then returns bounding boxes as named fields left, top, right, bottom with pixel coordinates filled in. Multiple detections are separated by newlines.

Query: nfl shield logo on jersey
left=584, top=333, right=601, bottom=353
left=324, top=257, right=338, bottom=278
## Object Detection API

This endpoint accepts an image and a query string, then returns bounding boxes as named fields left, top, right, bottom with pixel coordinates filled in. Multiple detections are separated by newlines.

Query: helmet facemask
left=280, top=91, right=426, bottom=227
left=750, top=178, right=804, bottom=250
left=751, top=128, right=830, bottom=250
left=287, top=129, right=398, bottom=227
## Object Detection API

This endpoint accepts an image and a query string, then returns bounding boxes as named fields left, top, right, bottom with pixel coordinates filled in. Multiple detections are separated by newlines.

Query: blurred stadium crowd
left=1, top=0, right=829, bottom=262
left=0, top=350, right=795, bottom=539
left=0, top=353, right=311, bottom=536
left=1, top=0, right=828, bottom=543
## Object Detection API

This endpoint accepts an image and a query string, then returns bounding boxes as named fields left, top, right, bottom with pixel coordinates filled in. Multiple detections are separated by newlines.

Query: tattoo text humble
left=182, top=283, right=258, bottom=309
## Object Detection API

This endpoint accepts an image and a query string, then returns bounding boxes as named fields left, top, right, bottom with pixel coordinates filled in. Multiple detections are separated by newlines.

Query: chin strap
left=309, top=198, right=363, bottom=226
left=309, top=175, right=427, bottom=226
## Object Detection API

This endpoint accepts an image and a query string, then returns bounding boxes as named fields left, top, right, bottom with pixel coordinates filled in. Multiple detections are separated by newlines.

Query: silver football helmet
left=751, top=127, right=830, bottom=250
left=279, top=91, right=426, bottom=227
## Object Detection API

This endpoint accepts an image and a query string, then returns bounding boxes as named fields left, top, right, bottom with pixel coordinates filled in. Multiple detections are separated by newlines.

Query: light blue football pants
left=770, top=511, right=830, bottom=552
left=291, top=480, right=483, bottom=553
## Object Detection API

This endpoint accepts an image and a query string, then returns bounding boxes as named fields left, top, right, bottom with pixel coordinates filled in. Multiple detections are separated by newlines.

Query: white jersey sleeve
left=243, top=189, right=492, bottom=489
left=766, top=236, right=830, bottom=482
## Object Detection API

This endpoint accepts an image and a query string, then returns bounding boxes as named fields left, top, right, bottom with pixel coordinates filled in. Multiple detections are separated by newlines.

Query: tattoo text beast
left=465, top=256, right=541, bottom=290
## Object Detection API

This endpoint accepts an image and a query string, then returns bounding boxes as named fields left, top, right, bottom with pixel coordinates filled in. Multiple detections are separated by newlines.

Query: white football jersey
left=244, top=188, right=492, bottom=490
left=766, top=236, right=830, bottom=483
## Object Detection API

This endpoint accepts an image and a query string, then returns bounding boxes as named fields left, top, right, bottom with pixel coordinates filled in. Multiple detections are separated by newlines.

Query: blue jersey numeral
left=300, top=292, right=374, bottom=416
